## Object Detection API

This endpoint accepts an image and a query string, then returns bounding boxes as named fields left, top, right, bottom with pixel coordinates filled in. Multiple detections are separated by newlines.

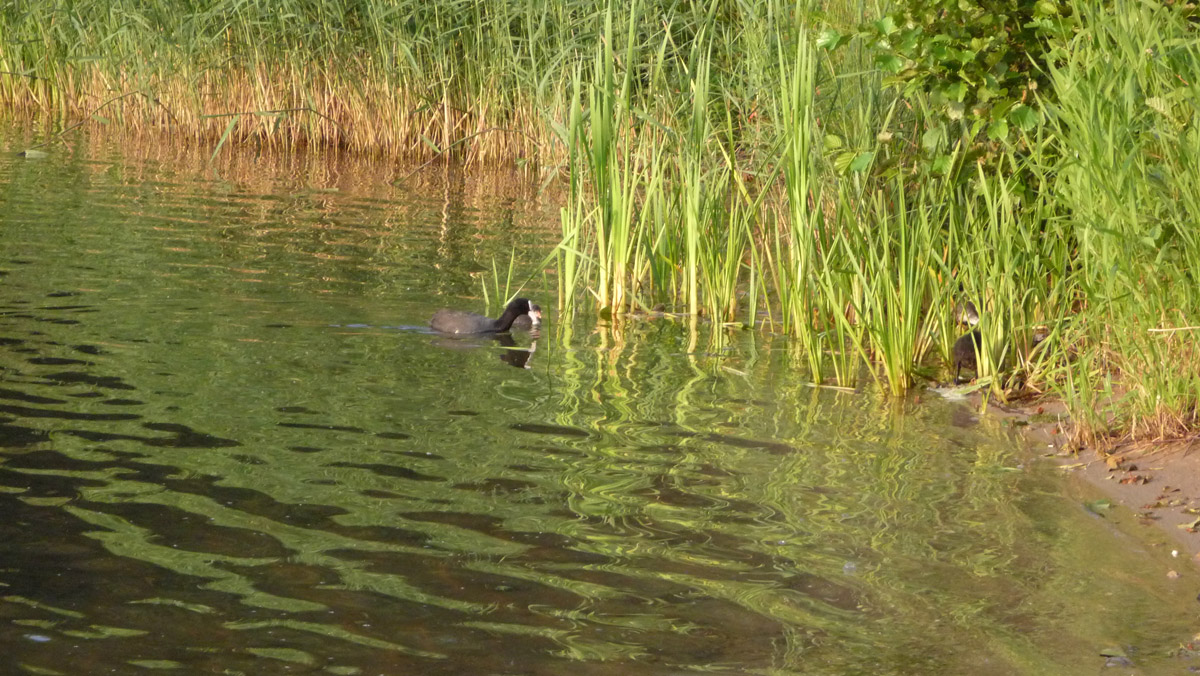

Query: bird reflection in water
left=430, top=332, right=536, bottom=369
left=496, top=333, right=536, bottom=369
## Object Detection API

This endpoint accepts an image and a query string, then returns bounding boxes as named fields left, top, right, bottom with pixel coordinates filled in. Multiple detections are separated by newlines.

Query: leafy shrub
left=821, top=0, right=1074, bottom=156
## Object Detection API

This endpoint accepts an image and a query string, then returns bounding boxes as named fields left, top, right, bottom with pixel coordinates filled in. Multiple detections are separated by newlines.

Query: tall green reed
left=680, top=40, right=714, bottom=319
left=843, top=184, right=942, bottom=396
left=556, top=2, right=677, bottom=317
left=772, top=24, right=827, bottom=379
left=555, top=68, right=590, bottom=316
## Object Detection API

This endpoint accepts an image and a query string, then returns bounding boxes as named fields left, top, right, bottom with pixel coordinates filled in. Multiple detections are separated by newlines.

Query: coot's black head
left=506, top=298, right=535, bottom=316
left=527, top=302, right=542, bottom=325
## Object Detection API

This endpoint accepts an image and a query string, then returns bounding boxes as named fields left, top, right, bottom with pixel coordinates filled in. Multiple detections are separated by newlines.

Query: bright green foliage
left=1043, top=0, right=1200, bottom=445
left=845, top=0, right=1072, bottom=152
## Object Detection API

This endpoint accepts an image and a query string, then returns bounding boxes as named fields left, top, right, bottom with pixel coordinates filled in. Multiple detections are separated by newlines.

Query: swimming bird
left=430, top=298, right=540, bottom=334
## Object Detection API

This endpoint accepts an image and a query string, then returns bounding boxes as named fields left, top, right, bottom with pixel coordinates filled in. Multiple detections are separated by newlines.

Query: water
left=0, top=129, right=1197, bottom=675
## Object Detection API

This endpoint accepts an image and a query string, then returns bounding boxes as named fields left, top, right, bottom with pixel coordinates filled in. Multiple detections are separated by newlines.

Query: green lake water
left=0, top=128, right=1197, bottom=675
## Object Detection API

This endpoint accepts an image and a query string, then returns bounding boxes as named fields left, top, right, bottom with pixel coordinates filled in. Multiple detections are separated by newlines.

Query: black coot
left=952, top=329, right=981, bottom=384
left=430, top=298, right=540, bottom=334
left=511, top=303, right=542, bottom=330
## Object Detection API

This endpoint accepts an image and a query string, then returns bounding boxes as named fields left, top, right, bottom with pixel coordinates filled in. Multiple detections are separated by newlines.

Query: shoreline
left=971, top=392, right=1200, bottom=564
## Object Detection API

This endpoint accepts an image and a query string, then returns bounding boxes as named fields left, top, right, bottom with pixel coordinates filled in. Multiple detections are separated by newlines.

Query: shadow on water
left=0, top=131, right=1198, bottom=675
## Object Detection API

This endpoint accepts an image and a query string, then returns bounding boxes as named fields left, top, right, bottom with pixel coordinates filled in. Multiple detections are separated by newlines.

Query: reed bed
left=545, top=0, right=1199, bottom=448
left=3, top=0, right=1197, bottom=450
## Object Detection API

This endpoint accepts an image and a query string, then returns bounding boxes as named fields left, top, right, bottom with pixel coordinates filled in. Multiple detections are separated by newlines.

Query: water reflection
left=0, top=132, right=1197, bottom=675
left=431, top=332, right=537, bottom=370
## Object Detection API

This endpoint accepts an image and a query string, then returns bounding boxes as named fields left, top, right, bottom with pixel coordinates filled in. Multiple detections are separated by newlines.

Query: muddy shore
left=971, top=394, right=1200, bottom=564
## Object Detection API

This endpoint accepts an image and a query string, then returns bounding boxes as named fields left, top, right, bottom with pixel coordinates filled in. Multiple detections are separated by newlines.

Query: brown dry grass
left=2, top=65, right=564, bottom=167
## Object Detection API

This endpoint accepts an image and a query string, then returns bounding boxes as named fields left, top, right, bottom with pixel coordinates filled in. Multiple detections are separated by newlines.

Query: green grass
left=2, top=0, right=1197, bottom=449
left=1041, top=0, right=1200, bottom=446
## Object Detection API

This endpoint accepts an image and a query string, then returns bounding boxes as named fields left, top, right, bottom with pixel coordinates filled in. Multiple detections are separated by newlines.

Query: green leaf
left=833, top=151, right=857, bottom=174
left=931, top=154, right=953, bottom=175
left=419, top=133, right=442, bottom=153
left=1034, top=0, right=1058, bottom=16
left=848, top=151, right=875, bottom=173
left=987, top=119, right=1009, bottom=140
left=882, top=69, right=921, bottom=86
left=1140, top=224, right=1163, bottom=248
left=1009, top=103, right=1039, bottom=131
left=823, top=134, right=844, bottom=151
left=817, top=28, right=843, bottom=50
left=897, top=28, right=920, bottom=52
left=921, top=126, right=944, bottom=153
left=211, top=115, right=240, bottom=162
left=875, top=53, right=904, bottom=73
left=946, top=101, right=965, bottom=121
left=874, top=15, right=898, bottom=35
left=990, top=99, right=1015, bottom=120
